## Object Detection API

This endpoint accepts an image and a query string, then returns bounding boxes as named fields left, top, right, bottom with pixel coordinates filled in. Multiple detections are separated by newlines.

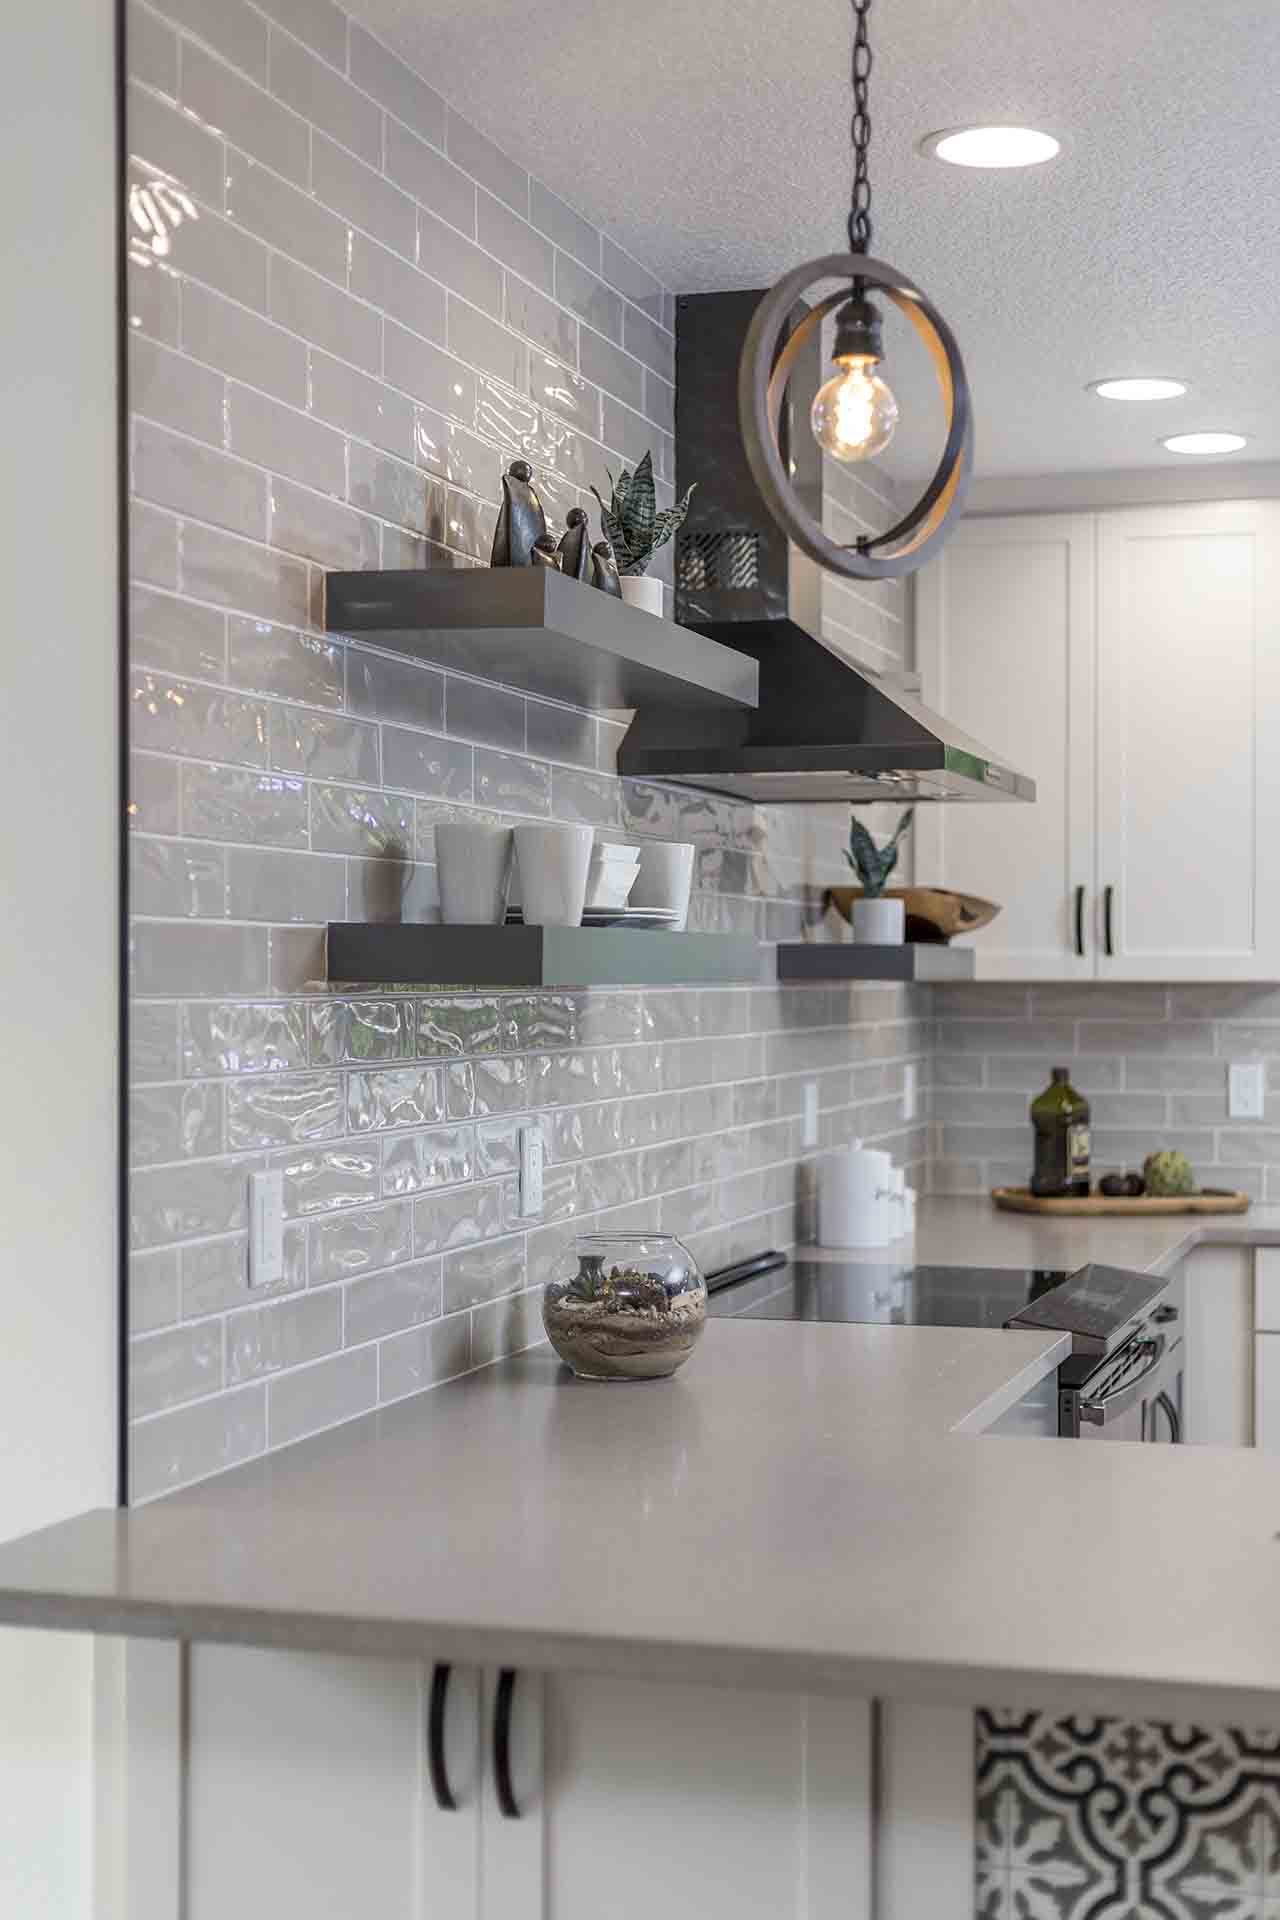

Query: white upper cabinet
left=1095, top=502, right=1280, bottom=979
left=916, top=500, right=1280, bottom=982
left=914, top=514, right=1096, bottom=978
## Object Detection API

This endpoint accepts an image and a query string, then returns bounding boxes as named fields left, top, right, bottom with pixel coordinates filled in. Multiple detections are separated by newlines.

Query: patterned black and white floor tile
left=976, top=1709, right=1280, bottom=1919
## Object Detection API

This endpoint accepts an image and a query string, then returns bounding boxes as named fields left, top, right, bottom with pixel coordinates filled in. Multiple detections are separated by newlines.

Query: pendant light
left=738, top=0, right=973, bottom=581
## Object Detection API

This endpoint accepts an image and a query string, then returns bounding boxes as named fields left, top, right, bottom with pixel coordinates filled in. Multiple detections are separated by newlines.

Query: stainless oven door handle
left=1078, top=1335, right=1166, bottom=1426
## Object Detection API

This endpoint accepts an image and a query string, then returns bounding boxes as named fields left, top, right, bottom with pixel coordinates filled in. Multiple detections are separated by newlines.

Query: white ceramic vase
left=852, top=896, right=905, bottom=945
left=435, top=824, right=513, bottom=924
left=619, top=574, right=664, bottom=617
left=514, top=824, right=595, bottom=927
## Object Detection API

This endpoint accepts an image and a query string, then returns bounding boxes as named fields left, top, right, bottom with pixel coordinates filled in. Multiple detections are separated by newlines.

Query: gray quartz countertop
left=4, top=1199, right=1280, bottom=1719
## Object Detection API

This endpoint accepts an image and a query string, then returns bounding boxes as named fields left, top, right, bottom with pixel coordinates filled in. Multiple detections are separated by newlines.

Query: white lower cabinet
left=119, top=1644, right=879, bottom=1920
left=1255, top=1336, right=1280, bottom=1455
left=541, top=1674, right=871, bottom=1919
left=1181, top=1247, right=1254, bottom=1447
left=1254, top=1251, right=1280, bottom=1454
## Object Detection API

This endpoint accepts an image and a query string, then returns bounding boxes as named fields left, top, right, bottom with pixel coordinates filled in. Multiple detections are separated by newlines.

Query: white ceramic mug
left=514, top=824, right=594, bottom=927
left=435, top=824, right=513, bottom=925
left=630, top=841, right=696, bottom=929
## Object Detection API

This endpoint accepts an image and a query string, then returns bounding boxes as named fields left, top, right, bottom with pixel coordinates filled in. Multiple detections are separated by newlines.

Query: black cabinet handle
left=1155, top=1390, right=1182, bottom=1444
left=493, top=1668, right=520, bottom=1819
left=428, top=1663, right=457, bottom=1812
left=1104, top=884, right=1115, bottom=957
left=1073, top=885, right=1086, bottom=958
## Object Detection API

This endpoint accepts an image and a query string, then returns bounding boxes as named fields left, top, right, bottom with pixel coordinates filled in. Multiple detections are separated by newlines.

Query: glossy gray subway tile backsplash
left=126, top=0, right=929, bottom=1497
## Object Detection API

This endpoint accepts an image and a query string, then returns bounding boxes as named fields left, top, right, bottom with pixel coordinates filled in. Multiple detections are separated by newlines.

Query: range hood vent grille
left=678, top=530, right=761, bottom=594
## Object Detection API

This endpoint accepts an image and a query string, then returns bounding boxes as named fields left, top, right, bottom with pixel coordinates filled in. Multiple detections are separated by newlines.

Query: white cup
left=435, top=824, right=513, bottom=925
left=514, top=824, right=594, bottom=927
left=630, top=841, right=696, bottom=929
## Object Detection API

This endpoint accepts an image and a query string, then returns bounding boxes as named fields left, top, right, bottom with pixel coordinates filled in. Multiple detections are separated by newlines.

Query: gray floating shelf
left=325, top=568, right=759, bottom=712
left=776, top=943, right=976, bottom=983
left=327, top=924, right=762, bottom=988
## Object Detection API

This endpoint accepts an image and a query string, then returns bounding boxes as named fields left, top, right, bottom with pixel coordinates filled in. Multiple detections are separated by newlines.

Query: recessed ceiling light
left=1161, top=431, right=1248, bottom=455
left=920, top=126, right=1060, bottom=169
left=1089, top=377, right=1187, bottom=402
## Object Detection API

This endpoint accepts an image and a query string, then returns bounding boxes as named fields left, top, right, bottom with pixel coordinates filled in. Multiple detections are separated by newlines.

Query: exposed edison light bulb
left=811, top=354, right=899, bottom=462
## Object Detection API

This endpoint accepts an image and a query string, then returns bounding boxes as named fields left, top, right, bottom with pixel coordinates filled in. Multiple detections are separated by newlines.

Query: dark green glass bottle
left=1030, top=1067, right=1091, bottom=1197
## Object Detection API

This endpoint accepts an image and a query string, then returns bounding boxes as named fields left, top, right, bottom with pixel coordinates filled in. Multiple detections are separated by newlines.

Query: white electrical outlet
left=249, top=1170, right=285, bottom=1287
left=1229, top=1061, right=1266, bottom=1121
left=519, top=1124, right=544, bottom=1217
left=801, top=1080, right=819, bottom=1149
left=903, top=1062, right=918, bottom=1121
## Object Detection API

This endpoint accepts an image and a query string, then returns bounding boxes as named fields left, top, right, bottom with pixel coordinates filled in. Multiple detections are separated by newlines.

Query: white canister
left=817, top=1141, right=893, bottom=1248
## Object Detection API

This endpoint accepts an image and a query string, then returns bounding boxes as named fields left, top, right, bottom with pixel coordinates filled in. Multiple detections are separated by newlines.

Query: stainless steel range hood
left=617, top=290, right=1034, bottom=805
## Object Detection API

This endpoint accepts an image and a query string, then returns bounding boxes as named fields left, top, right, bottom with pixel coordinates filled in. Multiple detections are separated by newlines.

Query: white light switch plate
left=903, top=1063, right=918, bottom=1121
left=519, top=1124, right=544, bottom=1217
left=801, top=1081, right=819, bottom=1149
left=250, top=1170, right=285, bottom=1287
left=1229, top=1061, right=1265, bottom=1121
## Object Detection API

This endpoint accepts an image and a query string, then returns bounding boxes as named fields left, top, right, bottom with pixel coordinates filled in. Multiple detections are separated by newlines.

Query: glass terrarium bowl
left=542, top=1233, right=707, bottom=1381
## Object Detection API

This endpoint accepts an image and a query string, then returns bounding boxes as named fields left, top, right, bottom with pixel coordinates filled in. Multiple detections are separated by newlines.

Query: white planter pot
left=619, top=574, right=664, bottom=617
left=852, top=896, right=905, bottom=945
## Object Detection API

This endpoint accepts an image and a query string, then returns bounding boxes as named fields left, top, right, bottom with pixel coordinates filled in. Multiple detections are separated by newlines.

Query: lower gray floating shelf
left=776, top=943, right=976, bottom=983
left=327, top=924, right=762, bottom=988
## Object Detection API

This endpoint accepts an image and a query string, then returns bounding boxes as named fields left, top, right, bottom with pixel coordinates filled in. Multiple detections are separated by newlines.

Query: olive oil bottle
left=1029, top=1067, right=1091, bottom=1197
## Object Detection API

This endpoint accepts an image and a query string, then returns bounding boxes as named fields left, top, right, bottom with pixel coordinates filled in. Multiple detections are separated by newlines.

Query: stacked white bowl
left=584, top=841, right=641, bottom=912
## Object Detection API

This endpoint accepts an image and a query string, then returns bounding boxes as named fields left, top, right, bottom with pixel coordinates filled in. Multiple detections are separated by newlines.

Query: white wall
left=1, top=0, right=120, bottom=1908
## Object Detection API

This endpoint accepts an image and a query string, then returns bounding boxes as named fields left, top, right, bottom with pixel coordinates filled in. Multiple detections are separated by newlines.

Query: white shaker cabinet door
left=915, top=515, right=1097, bottom=979
left=1256, top=1334, right=1280, bottom=1456
left=184, top=1646, right=484, bottom=1920
left=1095, top=501, right=1280, bottom=980
left=540, top=1673, right=872, bottom=1920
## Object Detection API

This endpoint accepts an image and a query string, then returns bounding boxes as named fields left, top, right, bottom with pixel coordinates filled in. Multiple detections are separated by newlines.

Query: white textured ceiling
left=347, top=0, right=1280, bottom=479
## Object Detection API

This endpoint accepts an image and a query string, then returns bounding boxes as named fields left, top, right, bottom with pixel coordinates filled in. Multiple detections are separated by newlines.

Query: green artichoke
left=1142, top=1150, right=1197, bottom=1197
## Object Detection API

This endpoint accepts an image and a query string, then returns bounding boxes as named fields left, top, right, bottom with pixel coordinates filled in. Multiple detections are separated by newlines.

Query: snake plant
left=845, top=808, right=914, bottom=897
left=590, top=452, right=695, bottom=576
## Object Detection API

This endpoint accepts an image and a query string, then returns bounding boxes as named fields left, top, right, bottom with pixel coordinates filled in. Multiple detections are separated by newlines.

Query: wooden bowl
left=825, top=886, right=1001, bottom=944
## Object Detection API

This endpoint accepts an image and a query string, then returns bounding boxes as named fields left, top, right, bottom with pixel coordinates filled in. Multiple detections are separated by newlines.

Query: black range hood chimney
left=617, top=290, right=1034, bottom=805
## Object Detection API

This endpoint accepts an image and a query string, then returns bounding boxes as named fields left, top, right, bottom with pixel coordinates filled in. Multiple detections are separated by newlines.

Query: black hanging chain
left=847, top=0, right=873, bottom=255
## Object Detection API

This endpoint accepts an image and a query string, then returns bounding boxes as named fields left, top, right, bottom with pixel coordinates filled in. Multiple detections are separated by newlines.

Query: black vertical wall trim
left=115, top=0, right=131, bottom=1509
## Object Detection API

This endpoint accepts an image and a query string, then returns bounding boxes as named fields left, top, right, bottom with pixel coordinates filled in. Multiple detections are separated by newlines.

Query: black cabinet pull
left=493, top=1668, right=520, bottom=1819
left=1073, top=884, right=1086, bottom=957
left=1104, top=884, right=1115, bottom=957
left=1155, top=1390, right=1182, bottom=1444
left=428, top=1662, right=457, bottom=1812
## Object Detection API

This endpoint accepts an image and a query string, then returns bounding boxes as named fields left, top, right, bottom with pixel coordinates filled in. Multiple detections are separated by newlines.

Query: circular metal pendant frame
left=738, top=251, right=973, bottom=582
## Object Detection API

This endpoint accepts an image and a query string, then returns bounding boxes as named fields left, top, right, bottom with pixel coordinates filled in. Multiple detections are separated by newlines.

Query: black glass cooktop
left=706, top=1256, right=1163, bottom=1355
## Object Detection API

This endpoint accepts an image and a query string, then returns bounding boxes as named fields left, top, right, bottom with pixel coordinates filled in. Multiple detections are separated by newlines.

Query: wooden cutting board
left=992, top=1186, right=1251, bottom=1217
